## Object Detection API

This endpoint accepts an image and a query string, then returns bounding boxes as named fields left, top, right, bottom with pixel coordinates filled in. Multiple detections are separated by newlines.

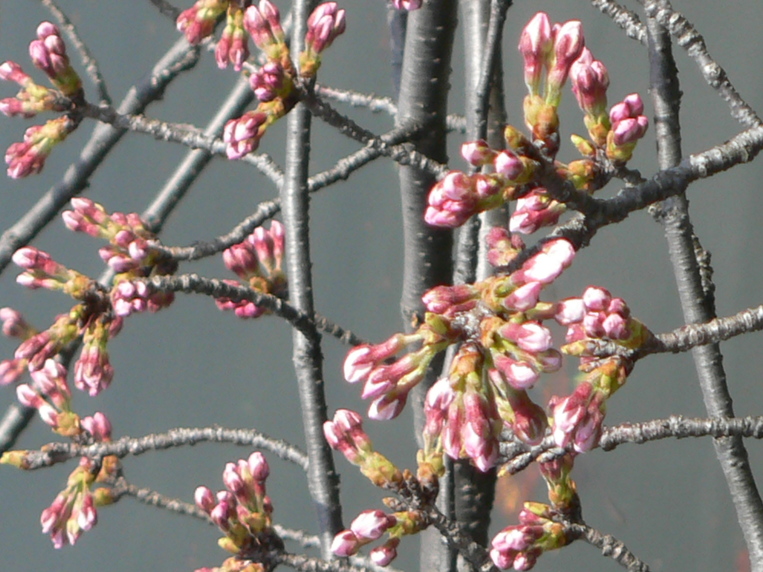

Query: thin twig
left=566, top=522, right=651, bottom=571
left=147, top=0, right=181, bottom=21
left=16, top=426, right=309, bottom=471
left=641, top=0, right=762, bottom=128
left=80, top=103, right=284, bottom=186
left=140, top=273, right=365, bottom=346
left=589, top=0, right=647, bottom=44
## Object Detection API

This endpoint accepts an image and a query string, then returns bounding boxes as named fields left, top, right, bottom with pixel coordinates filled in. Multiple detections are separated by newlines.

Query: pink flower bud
left=223, top=111, right=268, bottom=159
left=547, top=20, right=585, bottom=93
left=350, top=509, right=395, bottom=541
left=519, top=13, right=553, bottom=94
left=194, top=486, right=216, bottom=513
left=493, top=150, right=524, bottom=180
left=370, top=538, right=400, bottom=566
left=461, top=139, right=495, bottom=166
left=331, top=529, right=360, bottom=556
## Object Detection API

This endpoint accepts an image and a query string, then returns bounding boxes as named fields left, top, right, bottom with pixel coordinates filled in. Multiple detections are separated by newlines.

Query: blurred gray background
left=1, top=1, right=763, bottom=570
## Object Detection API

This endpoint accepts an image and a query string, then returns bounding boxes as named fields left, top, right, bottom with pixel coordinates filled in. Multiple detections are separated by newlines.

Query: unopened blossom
left=425, top=170, right=478, bottom=227
left=324, top=409, right=402, bottom=486
left=111, top=279, right=174, bottom=317
left=15, top=312, right=82, bottom=370
left=518, top=12, right=553, bottom=95
left=250, top=61, right=289, bottom=102
left=546, top=20, right=585, bottom=103
left=243, top=0, right=285, bottom=55
left=73, top=317, right=116, bottom=397
left=80, top=412, right=112, bottom=442
left=512, top=238, right=576, bottom=285
left=304, top=2, right=346, bottom=56
left=216, top=3, right=249, bottom=70
left=607, top=93, right=648, bottom=163
left=0, top=61, right=64, bottom=118
left=177, top=0, right=228, bottom=44
left=6, top=115, right=73, bottom=178
left=391, top=0, right=422, bottom=10
left=550, top=381, right=605, bottom=453
left=331, top=529, right=361, bottom=556
left=224, top=110, right=269, bottom=159
left=370, top=537, right=400, bottom=566
left=490, top=504, right=568, bottom=570
left=509, top=188, right=566, bottom=235
left=29, top=22, right=82, bottom=97
left=350, top=509, right=396, bottom=541
left=0, top=307, right=35, bottom=339
left=461, top=139, right=495, bottom=167
left=13, top=246, right=91, bottom=298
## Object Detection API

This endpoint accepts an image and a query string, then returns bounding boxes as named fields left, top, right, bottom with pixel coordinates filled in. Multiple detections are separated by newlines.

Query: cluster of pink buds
left=176, top=0, right=229, bottom=45
left=570, top=47, right=610, bottom=145
left=556, top=286, right=649, bottom=358
left=12, top=246, right=91, bottom=298
left=607, top=93, right=649, bottom=163
left=28, top=22, right=82, bottom=97
left=0, top=61, right=67, bottom=117
left=424, top=13, right=647, bottom=233
left=490, top=503, right=567, bottom=570
left=216, top=220, right=287, bottom=318
left=218, top=1, right=345, bottom=158
left=243, top=0, right=286, bottom=57
left=423, top=345, right=503, bottom=471
left=324, top=409, right=403, bottom=487
left=16, top=358, right=79, bottom=435
left=425, top=140, right=539, bottom=228
left=300, top=2, right=346, bottom=78
left=343, top=322, right=452, bottom=420
left=390, top=0, right=422, bottom=11
left=110, top=279, right=174, bottom=317
left=40, top=461, right=99, bottom=548
left=519, top=13, right=584, bottom=152
left=223, top=110, right=271, bottom=159
left=63, top=198, right=164, bottom=274
left=74, top=313, right=121, bottom=396
left=216, top=1, right=250, bottom=71
left=5, top=115, right=76, bottom=178
left=0, top=23, right=84, bottom=178
left=547, top=286, right=650, bottom=452
left=195, top=452, right=282, bottom=566
left=1, top=412, right=114, bottom=546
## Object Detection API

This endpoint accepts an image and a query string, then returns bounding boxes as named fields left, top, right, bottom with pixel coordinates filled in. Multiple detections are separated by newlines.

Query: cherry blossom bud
left=223, top=111, right=268, bottom=159
left=215, top=4, right=249, bottom=70
left=570, top=47, right=609, bottom=117
left=350, top=509, right=396, bottom=541
left=305, top=3, right=346, bottom=55
left=461, top=139, right=495, bottom=166
left=177, top=1, right=225, bottom=44
left=5, top=116, right=73, bottom=178
left=331, top=529, right=360, bottom=556
left=244, top=0, right=285, bottom=51
left=370, top=537, right=401, bottom=566
left=519, top=12, right=553, bottom=95
left=547, top=20, right=585, bottom=100
left=391, top=0, right=422, bottom=10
